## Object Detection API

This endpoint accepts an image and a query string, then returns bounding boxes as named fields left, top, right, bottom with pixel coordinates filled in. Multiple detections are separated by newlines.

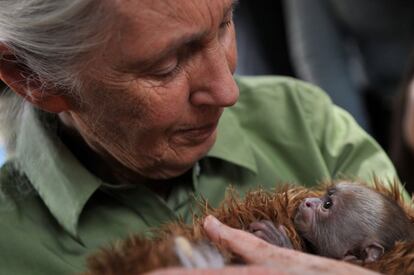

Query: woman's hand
left=201, top=215, right=379, bottom=275
left=147, top=215, right=379, bottom=275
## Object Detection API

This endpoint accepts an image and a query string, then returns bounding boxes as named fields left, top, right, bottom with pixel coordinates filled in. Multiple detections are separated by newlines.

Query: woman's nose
left=189, top=43, right=239, bottom=107
left=189, top=73, right=239, bottom=107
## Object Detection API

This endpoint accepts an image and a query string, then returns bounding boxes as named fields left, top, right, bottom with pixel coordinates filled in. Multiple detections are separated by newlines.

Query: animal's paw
left=249, top=220, right=293, bottom=249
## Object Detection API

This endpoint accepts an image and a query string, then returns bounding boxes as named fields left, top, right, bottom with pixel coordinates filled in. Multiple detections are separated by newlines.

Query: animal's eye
left=323, top=199, right=333, bottom=209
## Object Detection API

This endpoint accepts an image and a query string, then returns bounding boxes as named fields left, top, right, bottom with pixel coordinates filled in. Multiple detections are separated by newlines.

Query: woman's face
left=64, top=0, right=239, bottom=179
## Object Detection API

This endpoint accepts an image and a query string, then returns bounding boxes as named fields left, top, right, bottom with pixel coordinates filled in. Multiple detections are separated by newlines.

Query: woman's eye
left=323, top=199, right=333, bottom=209
left=151, top=61, right=181, bottom=79
left=153, top=66, right=176, bottom=77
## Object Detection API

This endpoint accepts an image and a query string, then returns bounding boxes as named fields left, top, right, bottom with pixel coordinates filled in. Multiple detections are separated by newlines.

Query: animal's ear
left=363, top=242, right=384, bottom=263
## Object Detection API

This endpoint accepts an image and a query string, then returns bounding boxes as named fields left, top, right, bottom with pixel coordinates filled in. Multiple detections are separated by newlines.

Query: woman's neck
left=56, top=114, right=184, bottom=198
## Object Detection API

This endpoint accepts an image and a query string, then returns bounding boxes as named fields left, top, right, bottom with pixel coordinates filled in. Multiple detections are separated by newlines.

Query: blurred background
left=0, top=146, right=4, bottom=164
left=234, top=0, right=414, bottom=191
left=234, top=0, right=414, bottom=149
left=1, top=0, right=414, bottom=187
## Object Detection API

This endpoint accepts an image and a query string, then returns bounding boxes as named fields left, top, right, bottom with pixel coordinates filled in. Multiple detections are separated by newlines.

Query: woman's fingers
left=202, top=215, right=380, bottom=275
left=147, top=266, right=291, bottom=275
left=203, top=215, right=297, bottom=265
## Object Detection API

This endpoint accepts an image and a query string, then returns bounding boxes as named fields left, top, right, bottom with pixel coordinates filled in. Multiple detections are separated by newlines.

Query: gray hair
left=0, top=0, right=113, bottom=157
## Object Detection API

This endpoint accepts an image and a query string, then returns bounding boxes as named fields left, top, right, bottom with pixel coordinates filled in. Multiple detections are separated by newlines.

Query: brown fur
left=83, top=180, right=414, bottom=275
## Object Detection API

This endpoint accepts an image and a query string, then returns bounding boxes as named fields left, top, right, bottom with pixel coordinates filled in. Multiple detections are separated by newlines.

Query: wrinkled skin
left=179, top=215, right=378, bottom=275
left=146, top=215, right=381, bottom=274
left=58, top=0, right=240, bottom=184
left=0, top=1, right=391, bottom=274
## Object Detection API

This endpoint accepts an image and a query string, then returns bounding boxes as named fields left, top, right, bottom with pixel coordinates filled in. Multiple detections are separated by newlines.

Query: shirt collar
left=15, top=107, right=102, bottom=238
left=14, top=99, right=257, bottom=237
left=207, top=105, right=258, bottom=174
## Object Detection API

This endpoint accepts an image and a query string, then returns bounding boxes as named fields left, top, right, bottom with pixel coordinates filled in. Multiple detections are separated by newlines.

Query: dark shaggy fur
left=82, top=180, right=414, bottom=275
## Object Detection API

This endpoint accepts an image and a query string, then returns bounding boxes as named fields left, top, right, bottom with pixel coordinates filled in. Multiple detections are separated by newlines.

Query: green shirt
left=0, top=76, right=400, bottom=274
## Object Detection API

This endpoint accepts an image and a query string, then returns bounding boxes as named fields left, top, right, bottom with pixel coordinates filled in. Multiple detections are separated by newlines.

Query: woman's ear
left=0, top=44, right=71, bottom=113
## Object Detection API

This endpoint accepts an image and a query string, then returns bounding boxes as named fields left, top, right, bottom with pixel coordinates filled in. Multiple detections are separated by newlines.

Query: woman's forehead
left=114, top=0, right=235, bottom=28
left=108, top=0, right=237, bottom=71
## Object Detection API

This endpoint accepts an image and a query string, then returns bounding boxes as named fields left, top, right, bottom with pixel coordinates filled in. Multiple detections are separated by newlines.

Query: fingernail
left=203, top=215, right=222, bottom=237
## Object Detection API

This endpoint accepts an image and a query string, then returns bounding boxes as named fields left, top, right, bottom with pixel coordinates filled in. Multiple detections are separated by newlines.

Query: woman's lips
left=174, top=121, right=219, bottom=145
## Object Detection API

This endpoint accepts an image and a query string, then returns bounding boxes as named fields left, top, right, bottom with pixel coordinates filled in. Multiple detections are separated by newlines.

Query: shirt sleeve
left=294, top=80, right=409, bottom=199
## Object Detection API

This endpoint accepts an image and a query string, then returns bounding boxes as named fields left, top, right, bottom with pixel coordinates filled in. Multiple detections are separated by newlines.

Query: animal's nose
left=304, top=198, right=321, bottom=209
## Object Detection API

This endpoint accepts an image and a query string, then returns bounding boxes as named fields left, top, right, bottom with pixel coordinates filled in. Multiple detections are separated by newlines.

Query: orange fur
left=83, top=180, right=414, bottom=275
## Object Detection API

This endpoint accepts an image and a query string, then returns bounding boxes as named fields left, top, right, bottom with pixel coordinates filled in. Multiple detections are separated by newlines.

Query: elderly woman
left=0, top=0, right=400, bottom=274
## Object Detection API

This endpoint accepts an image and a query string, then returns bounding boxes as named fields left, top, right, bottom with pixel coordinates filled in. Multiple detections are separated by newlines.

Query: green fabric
left=0, top=76, right=401, bottom=274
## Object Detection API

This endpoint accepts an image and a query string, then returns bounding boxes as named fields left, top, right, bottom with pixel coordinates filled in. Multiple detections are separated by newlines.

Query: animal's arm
left=248, top=220, right=293, bottom=249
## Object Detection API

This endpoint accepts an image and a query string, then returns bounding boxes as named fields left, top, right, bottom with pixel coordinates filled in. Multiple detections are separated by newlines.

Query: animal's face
left=294, top=183, right=384, bottom=258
